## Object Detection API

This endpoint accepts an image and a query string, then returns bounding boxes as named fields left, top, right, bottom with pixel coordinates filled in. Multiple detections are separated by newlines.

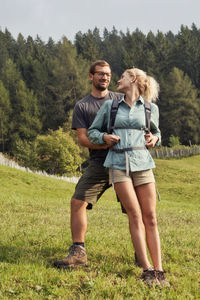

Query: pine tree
left=0, top=81, right=12, bottom=151
left=174, top=24, right=200, bottom=89
left=10, top=80, right=42, bottom=151
left=75, top=28, right=101, bottom=62
left=159, top=67, right=200, bottom=145
left=44, top=37, right=90, bottom=130
left=1, top=58, right=21, bottom=100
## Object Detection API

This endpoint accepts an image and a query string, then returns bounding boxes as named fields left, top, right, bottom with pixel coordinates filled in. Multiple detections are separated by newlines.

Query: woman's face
left=117, top=71, right=132, bottom=93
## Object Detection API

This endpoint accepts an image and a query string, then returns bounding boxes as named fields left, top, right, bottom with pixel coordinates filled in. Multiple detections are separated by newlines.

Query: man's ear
left=89, top=73, right=93, bottom=81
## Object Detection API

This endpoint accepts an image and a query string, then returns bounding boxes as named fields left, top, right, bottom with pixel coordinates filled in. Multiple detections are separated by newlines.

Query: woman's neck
left=125, top=90, right=140, bottom=107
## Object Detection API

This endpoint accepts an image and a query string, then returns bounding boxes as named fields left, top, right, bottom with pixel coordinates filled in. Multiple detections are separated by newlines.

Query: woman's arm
left=88, top=102, right=109, bottom=145
left=77, top=128, right=109, bottom=149
left=145, top=132, right=159, bottom=148
left=148, top=103, right=161, bottom=147
left=88, top=101, right=120, bottom=147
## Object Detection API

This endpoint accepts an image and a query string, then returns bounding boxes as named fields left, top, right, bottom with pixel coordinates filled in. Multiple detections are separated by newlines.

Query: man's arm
left=77, top=128, right=109, bottom=149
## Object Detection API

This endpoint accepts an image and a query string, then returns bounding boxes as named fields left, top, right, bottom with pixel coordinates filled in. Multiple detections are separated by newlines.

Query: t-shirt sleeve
left=71, top=103, right=87, bottom=130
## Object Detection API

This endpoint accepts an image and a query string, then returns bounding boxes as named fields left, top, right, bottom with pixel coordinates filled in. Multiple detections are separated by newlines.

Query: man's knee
left=71, top=198, right=88, bottom=213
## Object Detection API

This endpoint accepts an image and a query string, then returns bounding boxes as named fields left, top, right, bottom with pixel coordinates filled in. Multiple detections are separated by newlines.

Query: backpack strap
left=108, top=99, right=151, bottom=134
left=144, top=101, right=151, bottom=133
left=108, top=98, right=119, bottom=134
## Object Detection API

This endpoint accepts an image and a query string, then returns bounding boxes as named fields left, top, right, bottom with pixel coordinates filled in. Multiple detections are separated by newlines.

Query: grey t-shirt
left=72, top=91, right=123, bottom=162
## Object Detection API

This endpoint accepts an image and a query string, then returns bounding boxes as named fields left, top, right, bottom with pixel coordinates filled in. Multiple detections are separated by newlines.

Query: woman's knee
left=127, top=209, right=143, bottom=227
left=143, top=212, right=157, bottom=228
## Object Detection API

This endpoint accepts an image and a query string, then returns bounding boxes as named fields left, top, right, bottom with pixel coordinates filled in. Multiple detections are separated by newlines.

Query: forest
left=0, top=24, right=200, bottom=174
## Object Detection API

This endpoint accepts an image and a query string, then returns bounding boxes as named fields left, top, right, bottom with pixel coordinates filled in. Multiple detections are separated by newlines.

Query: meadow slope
left=0, top=156, right=200, bottom=299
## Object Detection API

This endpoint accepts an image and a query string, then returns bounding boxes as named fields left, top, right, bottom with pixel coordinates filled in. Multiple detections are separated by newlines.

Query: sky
left=0, top=0, right=200, bottom=43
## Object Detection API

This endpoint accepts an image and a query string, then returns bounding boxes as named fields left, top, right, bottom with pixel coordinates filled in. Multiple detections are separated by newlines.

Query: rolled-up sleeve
left=150, top=103, right=161, bottom=146
left=88, top=101, right=110, bottom=145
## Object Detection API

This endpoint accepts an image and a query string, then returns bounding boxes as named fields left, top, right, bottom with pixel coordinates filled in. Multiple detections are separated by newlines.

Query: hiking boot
left=134, top=252, right=142, bottom=268
left=54, top=244, right=88, bottom=269
left=141, top=269, right=160, bottom=287
left=156, top=270, right=170, bottom=287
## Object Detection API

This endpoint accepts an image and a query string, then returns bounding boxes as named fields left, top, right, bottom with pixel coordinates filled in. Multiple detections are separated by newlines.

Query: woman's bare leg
left=136, top=183, right=162, bottom=271
left=114, top=181, right=152, bottom=270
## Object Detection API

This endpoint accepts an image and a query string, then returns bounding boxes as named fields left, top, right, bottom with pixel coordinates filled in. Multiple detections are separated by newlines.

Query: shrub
left=168, top=135, right=181, bottom=147
left=14, top=128, right=83, bottom=175
left=36, top=128, right=83, bottom=175
left=12, top=139, right=39, bottom=170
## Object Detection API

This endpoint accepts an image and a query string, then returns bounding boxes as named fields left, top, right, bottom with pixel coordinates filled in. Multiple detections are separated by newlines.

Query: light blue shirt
left=88, top=96, right=161, bottom=172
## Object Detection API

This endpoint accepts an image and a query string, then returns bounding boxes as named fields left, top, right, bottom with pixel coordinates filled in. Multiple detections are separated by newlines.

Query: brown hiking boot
left=141, top=269, right=160, bottom=287
left=156, top=270, right=170, bottom=287
left=54, top=244, right=88, bottom=269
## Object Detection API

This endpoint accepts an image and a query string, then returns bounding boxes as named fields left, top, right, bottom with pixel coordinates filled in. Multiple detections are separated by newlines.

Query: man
left=54, top=60, right=123, bottom=268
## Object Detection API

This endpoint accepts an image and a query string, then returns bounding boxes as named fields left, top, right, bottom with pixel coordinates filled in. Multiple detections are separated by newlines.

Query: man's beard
left=94, top=80, right=109, bottom=91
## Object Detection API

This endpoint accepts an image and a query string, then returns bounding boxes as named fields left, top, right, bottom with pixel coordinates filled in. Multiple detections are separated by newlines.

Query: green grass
left=0, top=156, right=200, bottom=299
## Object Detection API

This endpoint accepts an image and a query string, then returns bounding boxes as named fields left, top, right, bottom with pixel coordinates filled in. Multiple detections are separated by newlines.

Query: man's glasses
left=94, top=72, right=111, bottom=78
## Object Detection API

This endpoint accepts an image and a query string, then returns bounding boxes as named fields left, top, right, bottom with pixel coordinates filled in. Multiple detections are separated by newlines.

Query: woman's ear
left=131, top=75, right=137, bottom=83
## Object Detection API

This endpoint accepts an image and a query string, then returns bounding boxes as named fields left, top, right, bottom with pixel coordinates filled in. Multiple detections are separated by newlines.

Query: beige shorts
left=109, top=168, right=155, bottom=187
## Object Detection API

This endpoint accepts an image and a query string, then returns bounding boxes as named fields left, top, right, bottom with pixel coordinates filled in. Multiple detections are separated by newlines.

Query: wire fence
left=150, top=145, right=200, bottom=159
left=0, top=153, right=79, bottom=183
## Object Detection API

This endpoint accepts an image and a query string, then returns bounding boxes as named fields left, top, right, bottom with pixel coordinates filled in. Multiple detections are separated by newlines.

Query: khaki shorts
left=72, top=160, right=111, bottom=209
left=109, top=168, right=155, bottom=187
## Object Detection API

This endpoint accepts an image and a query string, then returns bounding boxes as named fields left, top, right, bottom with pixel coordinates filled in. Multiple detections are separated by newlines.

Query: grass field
left=0, top=156, right=200, bottom=299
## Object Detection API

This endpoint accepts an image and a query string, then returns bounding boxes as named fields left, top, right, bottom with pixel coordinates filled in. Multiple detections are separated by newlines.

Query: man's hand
left=145, top=132, right=158, bottom=148
left=103, top=134, right=120, bottom=147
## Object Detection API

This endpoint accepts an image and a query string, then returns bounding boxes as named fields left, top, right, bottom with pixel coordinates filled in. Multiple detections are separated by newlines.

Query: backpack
left=108, top=98, right=151, bottom=134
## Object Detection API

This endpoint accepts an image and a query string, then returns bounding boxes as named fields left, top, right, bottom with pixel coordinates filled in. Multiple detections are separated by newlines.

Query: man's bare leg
left=53, top=198, right=88, bottom=268
left=70, top=198, right=88, bottom=242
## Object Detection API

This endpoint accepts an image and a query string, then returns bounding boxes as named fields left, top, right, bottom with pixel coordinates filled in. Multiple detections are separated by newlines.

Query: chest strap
left=111, top=146, right=146, bottom=153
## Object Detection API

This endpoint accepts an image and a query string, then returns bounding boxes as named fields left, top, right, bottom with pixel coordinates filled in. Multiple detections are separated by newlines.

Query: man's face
left=89, top=65, right=111, bottom=91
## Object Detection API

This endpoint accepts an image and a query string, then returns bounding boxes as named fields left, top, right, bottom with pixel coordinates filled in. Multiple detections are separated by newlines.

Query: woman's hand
left=103, top=134, right=120, bottom=147
left=145, top=132, right=158, bottom=148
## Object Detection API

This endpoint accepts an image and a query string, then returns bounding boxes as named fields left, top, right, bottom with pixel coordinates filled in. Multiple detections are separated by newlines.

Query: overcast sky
left=1, top=0, right=200, bottom=43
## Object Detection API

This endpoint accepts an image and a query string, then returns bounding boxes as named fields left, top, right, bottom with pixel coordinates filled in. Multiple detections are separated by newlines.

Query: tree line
left=0, top=24, right=200, bottom=174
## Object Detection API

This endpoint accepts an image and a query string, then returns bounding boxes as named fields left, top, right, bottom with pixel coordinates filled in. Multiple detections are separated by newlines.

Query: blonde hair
left=126, top=68, right=160, bottom=102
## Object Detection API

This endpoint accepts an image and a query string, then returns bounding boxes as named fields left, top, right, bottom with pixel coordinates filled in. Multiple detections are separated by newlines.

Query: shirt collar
left=119, top=95, right=144, bottom=105
left=118, top=96, right=125, bottom=104
left=137, top=96, right=144, bottom=104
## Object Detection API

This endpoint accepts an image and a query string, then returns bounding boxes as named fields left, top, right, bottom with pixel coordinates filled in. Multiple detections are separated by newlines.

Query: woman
left=88, top=67, right=169, bottom=287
